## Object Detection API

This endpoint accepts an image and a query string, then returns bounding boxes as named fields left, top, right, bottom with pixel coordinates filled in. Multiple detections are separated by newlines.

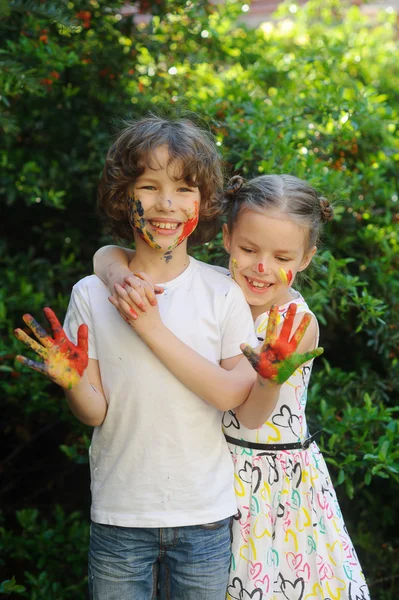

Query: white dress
left=222, top=294, right=370, bottom=600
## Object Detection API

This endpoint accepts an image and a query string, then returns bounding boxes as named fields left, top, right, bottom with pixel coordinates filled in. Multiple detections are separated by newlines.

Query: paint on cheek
left=278, top=268, right=293, bottom=285
left=231, top=258, right=238, bottom=281
left=128, top=195, right=161, bottom=250
left=174, top=200, right=199, bottom=247
left=258, top=263, right=264, bottom=273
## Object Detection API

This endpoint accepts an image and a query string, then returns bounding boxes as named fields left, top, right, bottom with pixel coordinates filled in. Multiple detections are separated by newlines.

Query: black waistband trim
left=224, top=430, right=321, bottom=452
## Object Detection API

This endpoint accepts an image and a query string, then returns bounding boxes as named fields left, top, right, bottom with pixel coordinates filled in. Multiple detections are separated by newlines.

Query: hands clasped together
left=14, top=274, right=323, bottom=388
left=108, top=274, right=323, bottom=385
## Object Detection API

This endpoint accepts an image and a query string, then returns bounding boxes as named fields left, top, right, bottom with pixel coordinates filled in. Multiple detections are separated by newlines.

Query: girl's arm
left=93, top=245, right=134, bottom=289
left=93, top=245, right=162, bottom=306
left=14, top=308, right=107, bottom=426
left=111, top=277, right=321, bottom=423
left=235, top=308, right=320, bottom=428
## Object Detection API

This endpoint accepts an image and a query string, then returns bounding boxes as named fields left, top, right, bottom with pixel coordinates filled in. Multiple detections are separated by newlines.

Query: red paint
left=241, top=303, right=313, bottom=382
left=129, top=307, right=138, bottom=318
left=287, top=270, right=293, bottom=285
left=258, top=263, right=264, bottom=273
left=43, top=307, right=88, bottom=376
left=176, top=201, right=199, bottom=246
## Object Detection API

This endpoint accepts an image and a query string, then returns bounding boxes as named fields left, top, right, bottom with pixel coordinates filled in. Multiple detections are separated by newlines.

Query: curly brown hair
left=97, top=114, right=224, bottom=245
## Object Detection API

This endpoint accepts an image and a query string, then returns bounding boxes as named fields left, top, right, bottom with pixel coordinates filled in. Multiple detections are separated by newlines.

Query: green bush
left=1, top=0, right=398, bottom=597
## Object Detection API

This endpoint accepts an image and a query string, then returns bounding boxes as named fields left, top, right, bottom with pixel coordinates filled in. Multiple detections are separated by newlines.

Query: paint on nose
left=167, top=199, right=172, bottom=207
left=258, top=263, right=264, bottom=273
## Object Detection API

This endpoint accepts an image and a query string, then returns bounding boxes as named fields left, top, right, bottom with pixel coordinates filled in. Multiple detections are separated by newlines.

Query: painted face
left=128, top=145, right=201, bottom=253
left=223, top=209, right=316, bottom=318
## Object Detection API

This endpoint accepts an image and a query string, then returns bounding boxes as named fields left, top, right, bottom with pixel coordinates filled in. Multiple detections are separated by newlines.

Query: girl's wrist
left=257, top=375, right=280, bottom=388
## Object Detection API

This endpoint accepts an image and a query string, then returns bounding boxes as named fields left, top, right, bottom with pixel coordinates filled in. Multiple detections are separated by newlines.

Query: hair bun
left=225, top=175, right=245, bottom=199
left=319, top=196, right=334, bottom=223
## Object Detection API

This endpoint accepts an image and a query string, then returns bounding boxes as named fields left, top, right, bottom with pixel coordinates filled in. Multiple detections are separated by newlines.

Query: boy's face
left=127, top=145, right=201, bottom=253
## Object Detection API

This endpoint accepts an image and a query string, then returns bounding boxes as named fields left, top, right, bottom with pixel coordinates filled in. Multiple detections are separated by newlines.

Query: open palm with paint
left=240, top=303, right=323, bottom=384
left=14, top=307, right=88, bottom=390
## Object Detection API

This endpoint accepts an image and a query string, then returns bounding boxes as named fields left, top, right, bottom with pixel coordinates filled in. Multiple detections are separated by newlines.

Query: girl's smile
left=223, top=209, right=316, bottom=318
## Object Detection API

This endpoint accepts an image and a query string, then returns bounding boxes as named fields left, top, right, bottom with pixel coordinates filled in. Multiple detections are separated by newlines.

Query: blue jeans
left=89, top=518, right=232, bottom=600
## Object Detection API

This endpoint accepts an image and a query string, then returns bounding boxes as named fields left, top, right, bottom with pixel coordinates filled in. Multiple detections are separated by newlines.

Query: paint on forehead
left=128, top=195, right=161, bottom=250
left=258, top=263, right=264, bottom=273
left=278, top=268, right=293, bottom=286
left=231, top=258, right=238, bottom=281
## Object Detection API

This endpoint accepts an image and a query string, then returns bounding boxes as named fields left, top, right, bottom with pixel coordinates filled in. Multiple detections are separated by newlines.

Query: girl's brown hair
left=97, top=114, right=224, bottom=244
left=224, top=174, right=334, bottom=248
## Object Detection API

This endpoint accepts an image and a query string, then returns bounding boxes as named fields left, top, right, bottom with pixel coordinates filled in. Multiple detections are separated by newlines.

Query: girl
left=95, top=174, right=370, bottom=600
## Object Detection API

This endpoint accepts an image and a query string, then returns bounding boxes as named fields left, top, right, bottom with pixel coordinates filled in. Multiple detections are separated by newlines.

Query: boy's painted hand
left=14, top=307, right=88, bottom=390
left=240, top=303, right=323, bottom=384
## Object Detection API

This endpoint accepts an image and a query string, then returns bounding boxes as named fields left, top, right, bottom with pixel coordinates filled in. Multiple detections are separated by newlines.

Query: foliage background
left=1, top=0, right=398, bottom=597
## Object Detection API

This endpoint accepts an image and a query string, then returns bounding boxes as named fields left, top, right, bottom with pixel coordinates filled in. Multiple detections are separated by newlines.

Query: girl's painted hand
left=110, top=272, right=163, bottom=321
left=14, top=307, right=88, bottom=390
left=124, top=271, right=164, bottom=307
left=109, top=272, right=163, bottom=337
left=240, top=303, right=323, bottom=384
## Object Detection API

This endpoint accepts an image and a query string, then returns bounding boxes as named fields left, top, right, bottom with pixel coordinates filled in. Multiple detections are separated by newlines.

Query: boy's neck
left=128, top=238, right=191, bottom=284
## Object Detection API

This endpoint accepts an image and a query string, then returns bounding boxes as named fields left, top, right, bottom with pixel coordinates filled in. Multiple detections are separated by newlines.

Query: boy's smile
left=128, top=145, right=200, bottom=253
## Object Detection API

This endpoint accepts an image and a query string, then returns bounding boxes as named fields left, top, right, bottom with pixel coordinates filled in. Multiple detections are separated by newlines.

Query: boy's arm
left=64, top=359, right=107, bottom=426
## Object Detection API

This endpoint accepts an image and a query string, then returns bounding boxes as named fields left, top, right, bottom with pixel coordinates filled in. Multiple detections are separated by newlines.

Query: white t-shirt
left=64, top=257, right=257, bottom=527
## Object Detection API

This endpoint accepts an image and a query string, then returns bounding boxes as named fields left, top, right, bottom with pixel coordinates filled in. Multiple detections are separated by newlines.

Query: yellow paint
left=326, top=577, right=346, bottom=599
left=255, top=422, right=281, bottom=444
left=260, top=481, right=271, bottom=502
left=234, top=473, right=245, bottom=497
left=285, top=529, right=298, bottom=552
left=239, top=537, right=257, bottom=562
left=332, top=517, right=342, bottom=534
left=231, top=258, right=238, bottom=281
left=278, top=267, right=288, bottom=284
left=296, top=507, right=311, bottom=532
left=253, top=512, right=272, bottom=539
left=326, top=540, right=344, bottom=567
left=304, top=583, right=323, bottom=599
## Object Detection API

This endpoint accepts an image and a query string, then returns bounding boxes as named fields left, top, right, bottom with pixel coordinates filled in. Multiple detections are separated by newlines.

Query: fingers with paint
left=14, top=307, right=89, bottom=390
left=240, top=303, right=323, bottom=384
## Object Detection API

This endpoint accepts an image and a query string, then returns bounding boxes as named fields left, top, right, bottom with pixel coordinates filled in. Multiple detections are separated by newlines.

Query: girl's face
left=223, top=209, right=316, bottom=318
left=128, top=145, right=201, bottom=253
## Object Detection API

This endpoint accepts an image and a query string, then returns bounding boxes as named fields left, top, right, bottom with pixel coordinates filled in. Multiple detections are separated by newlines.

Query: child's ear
left=298, top=246, right=317, bottom=272
left=222, top=223, right=231, bottom=254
